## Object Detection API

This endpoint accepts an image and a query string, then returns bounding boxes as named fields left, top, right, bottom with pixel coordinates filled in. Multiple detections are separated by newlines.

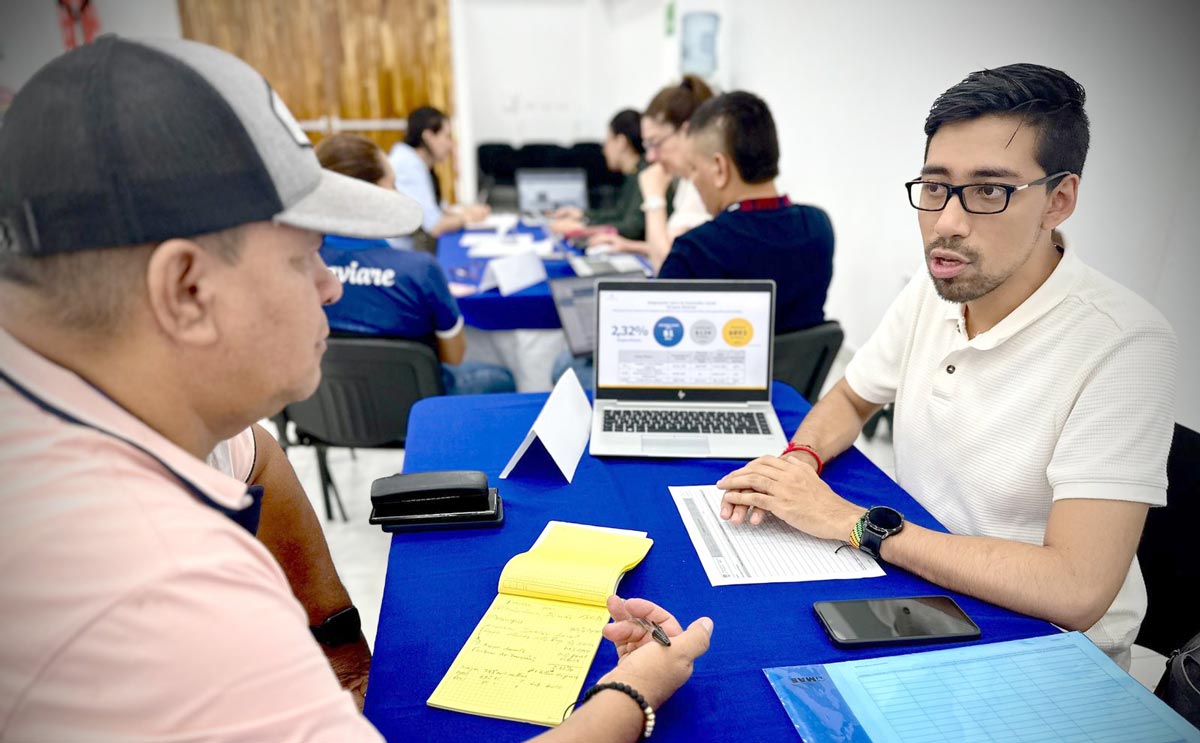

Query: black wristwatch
left=858, top=506, right=904, bottom=560
left=310, top=606, right=362, bottom=647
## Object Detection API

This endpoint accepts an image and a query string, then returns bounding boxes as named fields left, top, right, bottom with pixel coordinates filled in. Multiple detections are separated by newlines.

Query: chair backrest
left=1136, top=423, right=1200, bottom=656
left=476, top=142, right=518, bottom=186
left=569, top=141, right=620, bottom=187
left=773, top=321, right=844, bottom=404
left=284, top=337, right=444, bottom=449
left=516, top=143, right=573, bottom=170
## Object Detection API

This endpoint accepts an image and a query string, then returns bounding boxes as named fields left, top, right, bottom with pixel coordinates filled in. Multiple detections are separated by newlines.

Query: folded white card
left=500, top=368, right=592, bottom=482
left=477, top=252, right=548, bottom=296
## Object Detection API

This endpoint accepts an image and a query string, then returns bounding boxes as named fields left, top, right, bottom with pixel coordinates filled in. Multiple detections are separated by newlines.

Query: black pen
left=633, top=617, right=671, bottom=647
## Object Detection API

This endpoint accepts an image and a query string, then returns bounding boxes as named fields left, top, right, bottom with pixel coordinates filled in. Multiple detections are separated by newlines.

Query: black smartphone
left=813, top=595, right=981, bottom=648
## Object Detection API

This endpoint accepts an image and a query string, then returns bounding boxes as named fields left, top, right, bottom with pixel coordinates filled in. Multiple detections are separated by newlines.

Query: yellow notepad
left=427, top=522, right=654, bottom=726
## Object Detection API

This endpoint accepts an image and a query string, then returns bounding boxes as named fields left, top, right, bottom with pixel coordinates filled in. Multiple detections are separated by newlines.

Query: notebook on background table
left=588, top=280, right=789, bottom=459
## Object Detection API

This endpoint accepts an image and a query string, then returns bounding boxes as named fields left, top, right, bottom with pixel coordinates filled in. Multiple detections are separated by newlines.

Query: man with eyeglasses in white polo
left=717, top=63, right=1178, bottom=669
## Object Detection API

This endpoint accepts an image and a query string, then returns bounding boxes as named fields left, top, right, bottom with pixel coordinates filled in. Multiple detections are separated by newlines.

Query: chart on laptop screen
left=595, top=287, right=772, bottom=389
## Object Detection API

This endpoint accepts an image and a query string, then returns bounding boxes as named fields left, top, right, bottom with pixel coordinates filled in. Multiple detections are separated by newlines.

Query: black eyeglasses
left=644, top=130, right=678, bottom=152
left=905, top=171, right=1071, bottom=214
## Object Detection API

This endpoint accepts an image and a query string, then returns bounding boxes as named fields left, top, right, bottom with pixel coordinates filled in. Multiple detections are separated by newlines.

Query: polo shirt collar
left=0, top=327, right=253, bottom=512
left=941, top=246, right=1082, bottom=351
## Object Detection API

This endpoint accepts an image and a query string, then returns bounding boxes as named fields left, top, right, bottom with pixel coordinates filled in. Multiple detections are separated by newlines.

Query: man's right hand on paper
left=717, top=455, right=863, bottom=541
left=599, top=595, right=713, bottom=708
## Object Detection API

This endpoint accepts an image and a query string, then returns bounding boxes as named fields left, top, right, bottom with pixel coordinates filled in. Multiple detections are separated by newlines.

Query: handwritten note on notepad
left=427, top=523, right=653, bottom=726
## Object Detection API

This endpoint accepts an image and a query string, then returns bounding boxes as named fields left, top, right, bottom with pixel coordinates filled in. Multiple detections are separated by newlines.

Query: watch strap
left=310, top=606, right=361, bottom=647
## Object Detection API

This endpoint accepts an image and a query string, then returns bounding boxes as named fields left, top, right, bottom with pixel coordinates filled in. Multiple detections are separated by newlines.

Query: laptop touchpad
left=641, top=435, right=710, bottom=455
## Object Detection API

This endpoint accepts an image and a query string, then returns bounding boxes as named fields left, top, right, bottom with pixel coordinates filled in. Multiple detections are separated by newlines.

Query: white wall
left=0, top=0, right=181, bottom=92
left=726, top=0, right=1200, bottom=428
left=451, top=0, right=667, bottom=197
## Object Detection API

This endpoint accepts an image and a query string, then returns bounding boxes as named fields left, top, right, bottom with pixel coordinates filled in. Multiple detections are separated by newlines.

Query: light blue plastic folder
left=764, top=632, right=1200, bottom=743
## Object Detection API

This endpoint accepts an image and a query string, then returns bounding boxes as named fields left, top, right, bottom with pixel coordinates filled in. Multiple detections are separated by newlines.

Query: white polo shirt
left=845, top=247, right=1178, bottom=664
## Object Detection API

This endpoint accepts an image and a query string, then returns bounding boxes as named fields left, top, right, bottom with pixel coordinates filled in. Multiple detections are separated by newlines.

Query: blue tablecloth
left=438, top=225, right=575, bottom=330
left=364, top=382, right=1058, bottom=741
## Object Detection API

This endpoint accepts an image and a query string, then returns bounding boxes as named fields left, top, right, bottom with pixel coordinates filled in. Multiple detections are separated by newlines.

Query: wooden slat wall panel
left=178, top=0, right=455, bottom=201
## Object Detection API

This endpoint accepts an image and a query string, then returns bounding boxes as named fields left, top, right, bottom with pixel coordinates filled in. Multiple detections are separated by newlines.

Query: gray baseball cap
left=0, top=35, right=422, bottom=257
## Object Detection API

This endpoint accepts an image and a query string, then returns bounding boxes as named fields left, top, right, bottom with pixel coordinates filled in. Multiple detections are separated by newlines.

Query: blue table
left=438, top=224, right=575, bottom=330
left=364, top=382, right=1058, bottom=741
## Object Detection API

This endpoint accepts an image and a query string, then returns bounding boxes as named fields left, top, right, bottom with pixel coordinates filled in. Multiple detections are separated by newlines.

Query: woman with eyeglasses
left=587, top=75, right=714, bottom=270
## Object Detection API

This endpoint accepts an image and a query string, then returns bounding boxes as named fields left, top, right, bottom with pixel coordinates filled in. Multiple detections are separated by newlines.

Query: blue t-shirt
left=320, top=235, right=462, bottom=348
left=657, top=203, right=834, bottom=334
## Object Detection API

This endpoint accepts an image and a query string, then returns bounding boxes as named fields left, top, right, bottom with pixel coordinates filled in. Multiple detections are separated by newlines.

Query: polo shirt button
left=946, top=364, right=956, bottom=374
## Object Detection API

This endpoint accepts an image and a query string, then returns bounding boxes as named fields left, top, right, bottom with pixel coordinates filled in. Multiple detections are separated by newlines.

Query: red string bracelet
left=781, top=442, right=823, bottom=475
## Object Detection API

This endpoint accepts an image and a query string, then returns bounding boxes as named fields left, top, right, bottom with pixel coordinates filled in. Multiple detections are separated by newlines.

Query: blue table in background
left=437, top=224, right=574, bottom=330
left=363, top=382, right=1059, bottom=741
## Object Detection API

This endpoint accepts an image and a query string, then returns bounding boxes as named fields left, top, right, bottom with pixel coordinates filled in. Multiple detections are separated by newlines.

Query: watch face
left=868, top=506, right=903, bottom=531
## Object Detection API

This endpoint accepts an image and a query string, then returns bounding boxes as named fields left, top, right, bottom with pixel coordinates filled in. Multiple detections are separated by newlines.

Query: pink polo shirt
left=0, top=329, right=382, bottom=741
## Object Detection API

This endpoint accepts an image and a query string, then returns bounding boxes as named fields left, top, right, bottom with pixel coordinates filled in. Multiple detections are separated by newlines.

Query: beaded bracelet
left=849, top=513, right=865, bottom=549
left=577, top=681, right=656, bottom=738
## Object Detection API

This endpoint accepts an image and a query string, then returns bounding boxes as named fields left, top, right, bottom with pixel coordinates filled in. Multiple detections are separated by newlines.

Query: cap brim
left=273, top=169, right=422, bottom=239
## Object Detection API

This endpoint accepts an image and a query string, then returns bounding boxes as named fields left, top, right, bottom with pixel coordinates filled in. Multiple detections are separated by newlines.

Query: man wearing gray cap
left=0, top=36, right=710, bottom=741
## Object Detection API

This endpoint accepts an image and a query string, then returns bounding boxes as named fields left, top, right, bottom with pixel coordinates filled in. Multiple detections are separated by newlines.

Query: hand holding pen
left=598, top=595, right=714, bottom=709
left=631, top=616, right=672, bottom=646
left=603, top=596, right=686, bottom=657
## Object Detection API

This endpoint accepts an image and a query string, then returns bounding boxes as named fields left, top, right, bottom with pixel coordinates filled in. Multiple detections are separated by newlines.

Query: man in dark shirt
left=659, top=91, right=834, bottom=334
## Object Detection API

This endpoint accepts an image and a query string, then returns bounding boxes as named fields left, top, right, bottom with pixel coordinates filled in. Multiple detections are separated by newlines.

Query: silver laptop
left=550, top=272, right=646, bottom=358
left=516, top=168, right=587, bottom=215
left=589, top=280, right=789, bottom=459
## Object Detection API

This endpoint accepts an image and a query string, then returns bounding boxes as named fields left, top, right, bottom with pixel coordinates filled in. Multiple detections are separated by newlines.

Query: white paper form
left=464, top=212, right=519, bottom=234
left=668, top=485, right=884, bottom=586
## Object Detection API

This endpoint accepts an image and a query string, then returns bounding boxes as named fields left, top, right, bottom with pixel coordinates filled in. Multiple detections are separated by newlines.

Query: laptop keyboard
left=603, top=409, right=771, bottom=435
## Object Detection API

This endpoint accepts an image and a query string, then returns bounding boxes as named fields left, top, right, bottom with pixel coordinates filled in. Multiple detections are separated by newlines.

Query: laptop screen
left=594, top=280, right=776, bottom=402
left=550, top=273, right=646, bottom=357
left=516, top=168, right=587, bottom=213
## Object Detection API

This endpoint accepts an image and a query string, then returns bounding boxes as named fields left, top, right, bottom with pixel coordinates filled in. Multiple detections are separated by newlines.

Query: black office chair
left=569, top=141, right=620, bottom=208
left=476, top=142, right=518, bottom=186
left=516, top=143, right=573, bottom=170
left=282, top=337, right=445, bottom=521
left=1135, top=423, right=1200, bottom=657
left=773, top=321, right=844, bottom=404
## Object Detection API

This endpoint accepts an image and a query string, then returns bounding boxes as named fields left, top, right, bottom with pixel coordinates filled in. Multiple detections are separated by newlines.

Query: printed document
left=668, top=485, right=883, bottom=585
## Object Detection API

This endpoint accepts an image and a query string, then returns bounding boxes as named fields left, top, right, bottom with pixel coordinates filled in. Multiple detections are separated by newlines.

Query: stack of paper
left=426, top=522, right=653, bottom=726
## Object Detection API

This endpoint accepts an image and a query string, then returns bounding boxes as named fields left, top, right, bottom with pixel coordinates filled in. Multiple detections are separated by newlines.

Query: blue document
left=764, top=632, right=1200, bottom=742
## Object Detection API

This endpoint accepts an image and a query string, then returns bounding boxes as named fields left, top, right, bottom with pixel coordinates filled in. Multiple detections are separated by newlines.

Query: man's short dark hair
left=688, top=91, right=780, bottom=184
left=405, top=106, right=448, bottom=150
left=924, top=63, right=1089, bottom=188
